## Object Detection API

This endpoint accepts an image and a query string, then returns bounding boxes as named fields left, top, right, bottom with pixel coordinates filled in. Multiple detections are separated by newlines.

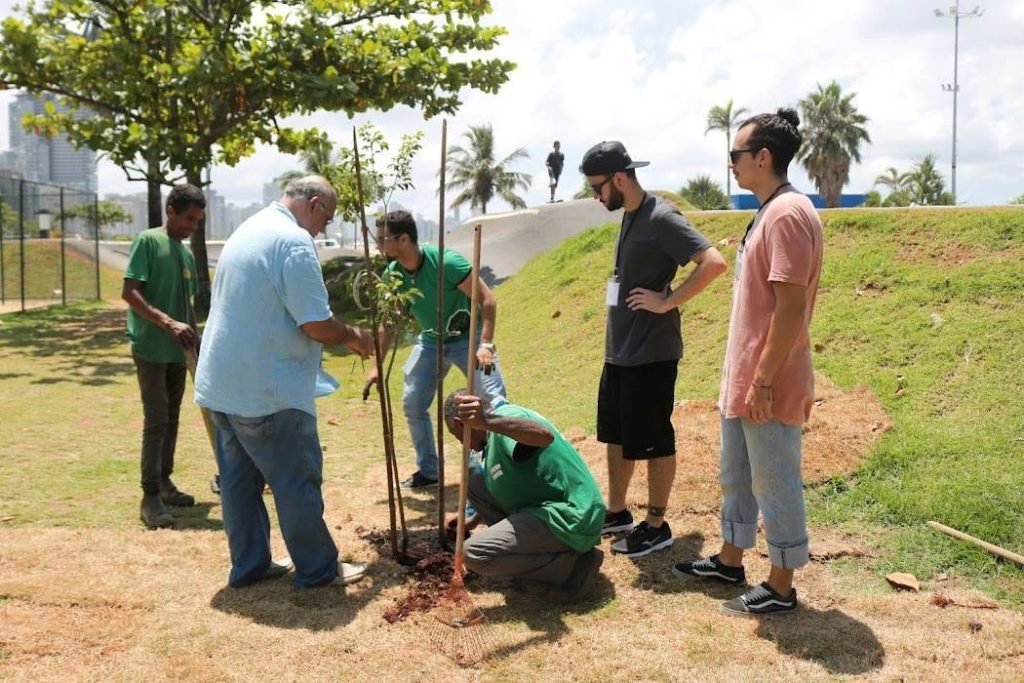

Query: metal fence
left=0, top=177, right=101, bottom=313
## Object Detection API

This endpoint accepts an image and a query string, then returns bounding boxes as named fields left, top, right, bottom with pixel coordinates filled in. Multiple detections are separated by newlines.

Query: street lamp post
left=935, top=2, right=983, bottom=205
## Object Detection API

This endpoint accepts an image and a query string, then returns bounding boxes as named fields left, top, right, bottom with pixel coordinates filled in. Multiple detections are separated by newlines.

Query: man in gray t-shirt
left=580, top=141, right=726, bottom=559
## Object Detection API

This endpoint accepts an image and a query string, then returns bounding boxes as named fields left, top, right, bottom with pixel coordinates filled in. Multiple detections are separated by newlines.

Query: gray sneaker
left=721, top=582, right=798, bottom=617
left=140, top=494, right=174, bottom=529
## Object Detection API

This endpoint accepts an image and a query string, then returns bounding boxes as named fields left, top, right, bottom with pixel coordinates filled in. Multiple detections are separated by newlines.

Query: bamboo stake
left=927, top=521, right=1024, bottom=567
left=436, top=119, right=449, bottom=547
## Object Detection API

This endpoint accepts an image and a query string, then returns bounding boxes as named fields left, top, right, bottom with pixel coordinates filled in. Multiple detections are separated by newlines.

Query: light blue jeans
left=719, top=415, right=809, bottom=569
left=212, top=409, right=339, bottom=588
left=402, top=335, right=507, bottom=480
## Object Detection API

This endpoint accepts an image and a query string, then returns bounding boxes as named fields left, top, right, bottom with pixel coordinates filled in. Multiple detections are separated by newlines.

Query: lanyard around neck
left=740, top=182, right=792, bottom=249
left=613, top=192, right=647, bottom=278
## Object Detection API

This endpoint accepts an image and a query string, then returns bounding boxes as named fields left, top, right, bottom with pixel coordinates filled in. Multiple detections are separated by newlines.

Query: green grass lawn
left=0, top=239, right=121, bottom=303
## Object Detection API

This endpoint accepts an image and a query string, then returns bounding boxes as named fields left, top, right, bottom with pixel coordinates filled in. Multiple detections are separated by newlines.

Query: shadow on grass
left=620, top=529, right=885, bottom=676
left=172, top=502, right=224, bottom=532
left=208, top=570, right=381, bottom=632
left=0, top=305, right=133, bottom=385
left=755, top=607, right=885, bottom=675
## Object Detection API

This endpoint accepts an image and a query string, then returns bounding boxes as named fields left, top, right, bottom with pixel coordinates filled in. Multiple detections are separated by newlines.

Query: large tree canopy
left=0, top=0, right=515, bottom=315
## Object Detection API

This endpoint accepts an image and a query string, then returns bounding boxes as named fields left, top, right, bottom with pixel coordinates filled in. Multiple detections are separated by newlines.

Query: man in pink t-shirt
left=673, top=108, right=824, bottom=617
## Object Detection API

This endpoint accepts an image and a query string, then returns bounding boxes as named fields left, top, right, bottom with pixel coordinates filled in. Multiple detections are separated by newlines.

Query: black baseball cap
left=579, top=141, right=650, bottom=176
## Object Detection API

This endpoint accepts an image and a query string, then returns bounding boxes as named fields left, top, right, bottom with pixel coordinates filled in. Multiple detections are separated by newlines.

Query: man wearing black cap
left=580, top=141, right=726, bottom=558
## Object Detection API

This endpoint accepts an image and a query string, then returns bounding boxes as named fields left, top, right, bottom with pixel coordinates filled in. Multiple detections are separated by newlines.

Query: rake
left=428, top=223, right=493, bottom=664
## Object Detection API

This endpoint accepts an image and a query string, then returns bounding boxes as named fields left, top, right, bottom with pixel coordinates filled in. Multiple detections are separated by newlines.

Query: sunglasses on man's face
left=729, top=148, right=759, bottom=164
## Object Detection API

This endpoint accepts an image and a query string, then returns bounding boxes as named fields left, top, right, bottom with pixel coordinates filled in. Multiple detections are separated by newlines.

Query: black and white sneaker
left=400, top=471, right=438, bottom=489
left=721, top=582, right=798, bottom=617
left=610, top=521, right=673, bottom=558
left=672, top=554, right=746, bottom=585
left=601, top=508, right=634, bottom=536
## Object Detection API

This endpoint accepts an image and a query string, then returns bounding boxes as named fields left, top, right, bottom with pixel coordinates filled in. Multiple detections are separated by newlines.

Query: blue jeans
left=211, top=409, right=339, bottom=588
left=719, top=415, right=809, bottom=569
left=402, top=336, right=507, bottom=480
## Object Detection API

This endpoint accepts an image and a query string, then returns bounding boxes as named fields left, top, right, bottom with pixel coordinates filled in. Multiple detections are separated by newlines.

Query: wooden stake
left=927, top=520, right=1024, bottom=567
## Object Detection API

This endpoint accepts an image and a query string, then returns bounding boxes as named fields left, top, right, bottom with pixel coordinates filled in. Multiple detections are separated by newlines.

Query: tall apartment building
left=2, top=92, right=97, bottom=194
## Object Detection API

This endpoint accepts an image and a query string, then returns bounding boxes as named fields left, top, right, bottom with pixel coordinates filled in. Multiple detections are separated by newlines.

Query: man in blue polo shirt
left=195, top=175, right=374, bottom=589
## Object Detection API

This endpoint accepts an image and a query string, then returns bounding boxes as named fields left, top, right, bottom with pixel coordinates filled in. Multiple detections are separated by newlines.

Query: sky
left=2, top=0, right=1023, bottom=215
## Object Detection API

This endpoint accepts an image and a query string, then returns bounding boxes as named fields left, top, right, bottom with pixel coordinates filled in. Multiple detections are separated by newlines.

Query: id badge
left=606, top=278, right=620, bottom=307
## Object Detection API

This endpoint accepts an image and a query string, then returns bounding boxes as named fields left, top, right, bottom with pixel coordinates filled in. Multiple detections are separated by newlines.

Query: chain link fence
left=0, top=176, right=101, bottom=313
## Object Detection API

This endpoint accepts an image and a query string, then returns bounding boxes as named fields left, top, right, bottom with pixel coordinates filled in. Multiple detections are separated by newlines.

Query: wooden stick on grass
left=927, top=520, right=1024, bottom=567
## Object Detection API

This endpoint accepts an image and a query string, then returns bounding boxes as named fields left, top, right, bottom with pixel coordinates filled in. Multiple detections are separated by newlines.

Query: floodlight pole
left=935, top=1, right=983, bottom=204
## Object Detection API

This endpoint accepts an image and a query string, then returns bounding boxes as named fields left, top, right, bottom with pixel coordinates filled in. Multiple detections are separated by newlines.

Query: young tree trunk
left=187, top=169, right=212, bottom=319
left=147, top=151, right=162, bottom=229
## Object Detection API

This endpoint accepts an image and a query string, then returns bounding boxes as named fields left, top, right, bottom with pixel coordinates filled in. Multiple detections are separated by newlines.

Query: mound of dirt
left=575, top=372, right=892, bottom=512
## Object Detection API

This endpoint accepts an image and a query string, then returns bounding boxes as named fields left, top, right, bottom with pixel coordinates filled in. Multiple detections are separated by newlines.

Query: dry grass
left=1, top=305, right=1022, bottom=681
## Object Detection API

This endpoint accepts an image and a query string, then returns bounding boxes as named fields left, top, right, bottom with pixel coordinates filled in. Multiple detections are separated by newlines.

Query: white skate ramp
left=445, top=199, right=622, bottom=286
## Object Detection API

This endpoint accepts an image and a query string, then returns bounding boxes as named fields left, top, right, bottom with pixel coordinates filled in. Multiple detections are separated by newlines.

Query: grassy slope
left=495, top=206, right=1024, bottom=604
left=0, top=240, right=122, bottom=302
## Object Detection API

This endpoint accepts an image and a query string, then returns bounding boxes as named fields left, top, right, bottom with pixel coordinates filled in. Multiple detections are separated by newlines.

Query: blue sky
left=2, top=0, right=1023, bottom=214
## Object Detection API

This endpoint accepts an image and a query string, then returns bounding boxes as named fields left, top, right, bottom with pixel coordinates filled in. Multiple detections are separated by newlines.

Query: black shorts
left=596, top=360, right=678, bottom=460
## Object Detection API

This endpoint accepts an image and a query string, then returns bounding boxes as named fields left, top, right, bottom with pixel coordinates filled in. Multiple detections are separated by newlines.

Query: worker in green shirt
left=444, top=390, right=606, bottom=601
left=122, top=184, right=206, bottom=529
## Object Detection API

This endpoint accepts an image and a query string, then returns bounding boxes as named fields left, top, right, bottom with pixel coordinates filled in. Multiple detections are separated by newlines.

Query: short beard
left=604, top=186, right=625, bottom=212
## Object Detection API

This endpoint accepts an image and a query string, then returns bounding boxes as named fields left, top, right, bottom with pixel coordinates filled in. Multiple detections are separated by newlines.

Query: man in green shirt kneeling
left=444, top=391, right=607, bottom=601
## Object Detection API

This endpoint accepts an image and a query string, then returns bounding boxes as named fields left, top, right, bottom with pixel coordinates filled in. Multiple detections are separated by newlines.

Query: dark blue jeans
left=211, top=409, right=339, bottom=588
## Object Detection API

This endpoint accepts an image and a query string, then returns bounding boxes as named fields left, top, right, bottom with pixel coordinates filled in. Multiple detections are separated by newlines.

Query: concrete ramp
left=445, top=199, right=622, bottom=286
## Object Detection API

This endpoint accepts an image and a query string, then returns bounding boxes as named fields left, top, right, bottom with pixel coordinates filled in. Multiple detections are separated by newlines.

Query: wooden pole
left=927, top=521, right=1024, bottom=567
left=453, top=224, right=482, bottom=578
left=436, top=119, right=449, bottom=546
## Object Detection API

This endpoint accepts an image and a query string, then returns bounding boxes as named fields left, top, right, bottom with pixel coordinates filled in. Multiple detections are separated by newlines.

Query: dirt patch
left=575, top=372, right=891, bottom=512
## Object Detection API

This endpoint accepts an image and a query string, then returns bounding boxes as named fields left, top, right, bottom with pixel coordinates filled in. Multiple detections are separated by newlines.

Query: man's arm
left=300, top=317, right=373, bottom=358
left=455, top=394, right=554, bottom=448
left=744, top=282, right=808, bottom=423
left=456, top=275, right=498, bottom=369
left=121, top=278, right=197, bottom=348
left=625, top=245, right=727, bottom=314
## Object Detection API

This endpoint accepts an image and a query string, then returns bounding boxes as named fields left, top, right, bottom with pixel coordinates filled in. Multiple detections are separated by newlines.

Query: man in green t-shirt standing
left=444, top=391, right=606, bottom=601
left=364, top=210, right=507, bottom=489
left=122, top=184, right=206, bottom=529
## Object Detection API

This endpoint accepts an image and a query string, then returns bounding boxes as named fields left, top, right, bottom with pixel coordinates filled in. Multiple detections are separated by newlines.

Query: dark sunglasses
left=729, top=148, right=759, bottom=164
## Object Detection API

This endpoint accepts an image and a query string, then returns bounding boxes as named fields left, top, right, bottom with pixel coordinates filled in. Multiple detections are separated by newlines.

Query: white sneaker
left=335, top=561, right=367, bottom=586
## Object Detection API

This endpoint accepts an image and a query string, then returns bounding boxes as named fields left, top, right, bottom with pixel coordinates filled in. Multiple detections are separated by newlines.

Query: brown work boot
left=140, top=494, right=175, bottom=529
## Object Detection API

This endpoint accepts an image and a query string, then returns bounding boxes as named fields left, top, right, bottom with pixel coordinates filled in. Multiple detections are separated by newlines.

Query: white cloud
left=3, top=0, right=1023, bottom=210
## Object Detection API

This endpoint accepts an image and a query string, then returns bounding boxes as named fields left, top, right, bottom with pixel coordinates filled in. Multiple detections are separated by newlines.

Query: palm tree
left=277, top=134, right=336, bottom=188
left=797, top=81, right=871, bottom=208
left=445, top=124, right=531, bottom=214
left=679, top=174, right=729, bottom=210
left=873, top=167, right=909, bottom=194
left=904, top=154, right=951, bottom=205
left=705, top=98, right=749, bottom=204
